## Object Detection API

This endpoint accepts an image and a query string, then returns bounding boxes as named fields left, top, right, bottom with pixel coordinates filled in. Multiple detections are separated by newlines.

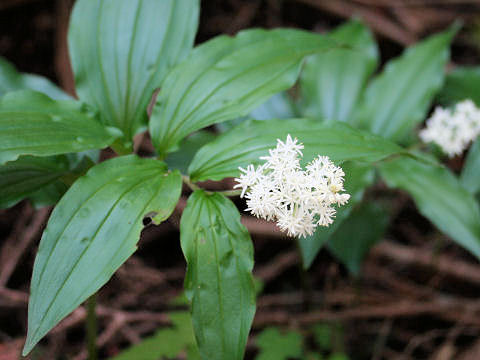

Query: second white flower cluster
left=420, top=99, right=480, bottom=157
left=234, top=135, right=350, bottom=238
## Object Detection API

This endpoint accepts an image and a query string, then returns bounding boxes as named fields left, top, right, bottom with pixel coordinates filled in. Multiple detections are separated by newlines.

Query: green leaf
left=379, top=157, right=480, bottom=259
left=0, top=91, right=121, bottom=165
left=216, top=92, right=297, bottom=133
left=165, top=131, right=216, bottom=174
left=0, top=155, right=69, bottom=209
left=437, top=66, right=480, bottom=106
left=0, top=150, right=100, bottom=209
left=27, top=152, right=99, bottom=209
left=188, top=118, right=404, bottom=182
left=0, top=56, right=71, bottom=100
left=29, top=181, right=69, bottom=209
left=312, top=324, right=332, bottom=351
left=354, top=26, right=457, bottom=141
left=180, top=191, right=255, bottom=360
left=149, top=28, right=336, bottom=156
left=23, top=155, right=182, bottom=355
left=69, top=0, right=199, bottom=142
left=300, top=19, right=378, bottom=122
left=250, top=91, right=297, bottom=121
left=255, top=327, right=303, bottom=360
left=111, top=312, right=197, bottom=360
left=328, top=202, right=389, bottom=275
left=299, top=162, right=375, bottom=269
left=461, top=139, right=480, bottom=195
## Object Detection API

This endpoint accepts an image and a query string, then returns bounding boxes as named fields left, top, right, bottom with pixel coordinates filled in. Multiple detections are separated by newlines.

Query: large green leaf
left=180, top=191, right=255, bottom=360
left=0, top=56, right=71, bottom=100
left=23, top=155, right=182, bottom=355
left=149, top=28, right=336, bottom=156
left=300, top=19, right=378, bottom=122
left=111, top=312, right=198, bottom=360
left=69, top=0, right=199, bottom=143
left=299, top=162, right=375, bottom=269
left=0, top=151, right=99, bottom=209
left=0, top=91, right=121, bottom=165
left=437, top=66, right=480, bottom=106
left=461, top=139, right=480, bottom=195
left=380, top=157, right=480, bottom=259
left=188, top=118, right=404, bottom=182
left=0, top=155, right=69, bottom=209
left=354, top=26, right=457, bottom=141
left=328, top=202, right=389, bottom=275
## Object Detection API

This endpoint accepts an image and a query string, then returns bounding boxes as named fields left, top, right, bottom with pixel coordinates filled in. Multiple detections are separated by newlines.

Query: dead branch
left=371, top=240, right=480, bottom=285
left=295, top=0, right=417, bottom=44
left=0, top=206, right=49, bottom=287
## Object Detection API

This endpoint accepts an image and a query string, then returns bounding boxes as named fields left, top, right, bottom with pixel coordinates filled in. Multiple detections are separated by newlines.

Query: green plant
left=248, top=20, right=480, bottom=275
left=254, top=323, right=349, bottom=360
left=1, top=2, right=479, bottom=360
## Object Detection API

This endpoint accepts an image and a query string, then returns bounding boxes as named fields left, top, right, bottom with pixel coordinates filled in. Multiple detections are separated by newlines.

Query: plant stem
left=181, top=175, right=242, bottom=197
left=216, top=189, right=242, bottom=197
left=182, top=175, right=201, bottom=192
left=86, top=294, right=98, bottom=360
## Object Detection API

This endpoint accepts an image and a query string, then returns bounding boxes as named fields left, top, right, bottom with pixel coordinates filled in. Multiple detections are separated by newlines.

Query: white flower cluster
left=234, top=135, right=350, bottom=238
left=419, top=99, right=480, bottom=157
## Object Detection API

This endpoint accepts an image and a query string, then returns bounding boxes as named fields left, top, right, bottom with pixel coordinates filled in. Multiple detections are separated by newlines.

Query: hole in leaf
left=142, top=211, right=158, bottom=226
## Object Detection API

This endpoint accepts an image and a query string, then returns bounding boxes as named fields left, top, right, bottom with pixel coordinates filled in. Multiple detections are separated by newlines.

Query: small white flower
left=235, top=135, right=350, bottom=238
left=234, top=164, right=264, bottom=197
left=420, top=99, right=480, bottom=157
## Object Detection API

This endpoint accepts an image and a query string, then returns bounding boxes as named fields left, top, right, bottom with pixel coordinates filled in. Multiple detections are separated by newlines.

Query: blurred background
left=2, top=0, right=480, bottom=359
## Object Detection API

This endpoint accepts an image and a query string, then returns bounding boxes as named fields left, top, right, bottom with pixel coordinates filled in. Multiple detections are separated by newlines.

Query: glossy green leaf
left=255, top=327, right=303, bottom=360
left=69, top=0, right=199, bottom=142
left=0, top=56, right=71, bottom=100
left=380, top=157, right=480, bottom=259
left=111, top=312, right=197, bottom=360
left=328, top=202, right=389, bottom=275
left=300, top=19, right=378, bottom=122
left=299, top=162, right=374, bottom=269
left=188, top=118, right=404, bottom=182
left=355, top=26, right=457, bottom=141
left=0, top=91, right=121, bottom=165
left=0, top=155, right=69, bottom=209
left=461, top=139, right=480, bottom=195
left=23, top=155, right=182, bottom=355
left=180, top=191, right=255, bottom=360
left=150, top=28, right=336, bottom=156
left=437, top=66, right=480, bottom=106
